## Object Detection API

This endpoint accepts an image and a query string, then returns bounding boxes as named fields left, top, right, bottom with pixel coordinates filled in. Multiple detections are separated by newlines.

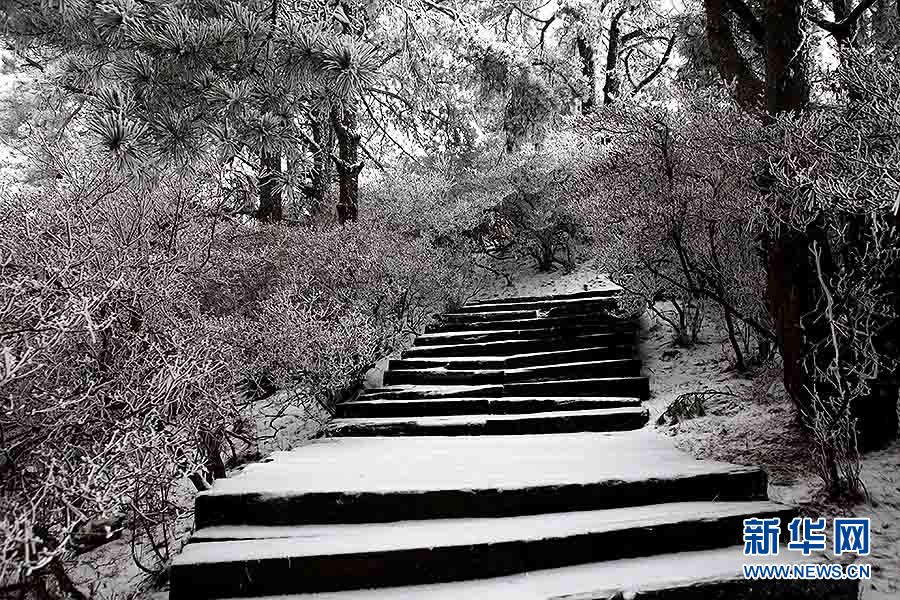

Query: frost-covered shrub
left=0, top=145, right=474, bottom=595
left=218, top=219, right=476, bottom=409
left=436, top=133, right=592, bottom=273
left=566, top=89, right=772, bottom=356
left=0, top=145, right=243, bottom=591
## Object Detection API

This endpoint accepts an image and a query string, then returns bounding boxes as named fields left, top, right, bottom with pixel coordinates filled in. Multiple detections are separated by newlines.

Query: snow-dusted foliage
left=0, top=137, right=474, bottom=594
left=566, top=88, right=770, bottom=356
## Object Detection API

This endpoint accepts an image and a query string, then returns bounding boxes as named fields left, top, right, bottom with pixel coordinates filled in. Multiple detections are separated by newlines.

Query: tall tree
left=699, top=0, right=892, bottom=425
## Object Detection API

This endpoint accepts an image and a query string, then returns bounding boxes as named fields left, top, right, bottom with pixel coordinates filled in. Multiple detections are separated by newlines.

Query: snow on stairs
left=170, top=288, right=858, bottom=599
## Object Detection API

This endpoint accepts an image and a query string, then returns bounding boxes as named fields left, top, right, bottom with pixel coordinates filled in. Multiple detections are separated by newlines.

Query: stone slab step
left=413, top=325, right=636, bottom=347
left=440, top=310, right=544, bottom=323
left=170, top=501, right=795, bottom=598
left=336, top=396, right=643, bottom=418
left=507, top=377, right=650, bottom=400
left=197, top=431, right=765, bottom=501
left=194, top=433, right=767, bottom=528
left=402, top=333, right=635, bottom=358
left=427, top=316, right=635, bottom=334
left=383, top=368, right=504, bottom=386
left=390, top=346, right=637, bottom=371
left=383, top=359, right=642, bottom=386
left=467, top=289, right=621, bottom=306
left=364, top=384, right=504, bottom=400
left=363, top=377, right=650, bottom=401
left=195, top=432, right=769, bottom=528
left=324, top=407, right=650, bottom=437
left=454, top=296, right=618, bottom=315
left=207, top=547, right=858, bottom=600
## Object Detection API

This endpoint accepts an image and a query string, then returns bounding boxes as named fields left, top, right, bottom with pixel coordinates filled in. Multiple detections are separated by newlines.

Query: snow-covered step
left=426, top=316, right=634, bottom=334
left=390, top=345, right=637, bottom=371
left=454, top=295, right=618, bottom=315
left=401, top=332, right=637, bottom=358
left=466, top=289, right=621, bottom=306
left=324, top=407, right=650, bottom=437
left=336, top=396, right=643, bottom=418
left=363, top=384, right=503, bottom=400
left=414, top=324, right=636, bottom=347
left=402, top=332, right=635, bottom=358
left=207, top=547, right=858, bottom=600
left=382, top=359, right=642, bottom=386
left=170, top=501, right=795, bottom=598
left=195, top=463, right=766, bottom=529
left=506, top=376, right=650, bottom=399
left=194, top=433, right=768, bottom=529
left=364, top=377, right=650, bottom=401
left=383, top=367, right=505, bottom=386
left=441, top=309, right=545, bottom=323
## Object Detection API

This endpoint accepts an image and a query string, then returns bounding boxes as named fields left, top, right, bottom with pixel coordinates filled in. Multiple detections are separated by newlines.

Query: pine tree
left=2, top=0, right=380, bottom=222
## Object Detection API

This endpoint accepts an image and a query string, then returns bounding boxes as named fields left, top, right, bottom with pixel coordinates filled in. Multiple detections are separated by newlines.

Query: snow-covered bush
left=567, top=89, right=772, bottom=357
left=0, top=143, right=243, bottom=591
left=0, top=142, right=474, bottom=597
left=436, top=134, right=592, bottom=274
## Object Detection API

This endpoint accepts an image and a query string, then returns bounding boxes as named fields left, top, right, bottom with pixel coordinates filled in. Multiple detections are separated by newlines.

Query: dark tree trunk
left=602, top=10, right=626, bottom=105
left=330, top=104, right=363, bottom=224
left=763, top=226, right=816, bottom=413
left=256, top=149, right=283, bottom=222
left=833, top=0, right=853, bottom=43
left=305, top=118, right=334, bottom=217
left=762, top=0, right=815, bottom=415
left=576, top=35, right=596, bottom=112
left=762, top=1, right=814, bottom=415
left=766, top=1, right=810, bottom=114
left=703, top=0, right=765, bottom=110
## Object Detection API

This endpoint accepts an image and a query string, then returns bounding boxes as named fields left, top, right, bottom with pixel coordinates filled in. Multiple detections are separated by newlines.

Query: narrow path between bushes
left=168, top=289, right=859, bottom=599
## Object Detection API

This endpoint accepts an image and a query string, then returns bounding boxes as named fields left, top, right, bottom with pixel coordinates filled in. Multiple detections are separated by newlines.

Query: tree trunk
left=305, top=118, right=334, bottom=218
left=703, top=0, right=765, bottom=110
left=761, top=0, right=815, bottom=416
left=602, top=11, right=625, bottom=105
left=763, top=226, right=814, bottom=414
left=330, top=104, right=362, bottom=224
left=256, top=149, right=283, bottom=222
left=832, top=0, right=854, bottom=45
left=576, top=35, right=596, bottom=112
left=765, top=0, right=810, bottom=115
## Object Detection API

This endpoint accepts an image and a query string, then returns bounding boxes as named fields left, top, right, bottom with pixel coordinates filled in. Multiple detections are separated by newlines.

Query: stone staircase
left=170, top=289, right=858, bottom=599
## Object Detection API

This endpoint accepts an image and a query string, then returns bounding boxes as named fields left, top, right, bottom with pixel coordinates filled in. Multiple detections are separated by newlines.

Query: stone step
left=506, top=376, right=650, bottom=400
left=383, top=368, right=506, bottom=386
left=324, top=407, right=650, bottom=437
left=427, top=316, right=635, bottom=334
left=194, top=433, right=769, bottom=528
left=441, top=309, right=547, bottom=323
left=364, top=377, right=650, bottom=401
left=468, top=289, right=621, bottom=306
left=383, top=359, right=643, bottom=386
left=402, top=332, right=635, bottom=358
left=390, top=346, right=637, bottom=371
left=454, top=296, right=618, bottom=315
left=336, top=396, right=643, bottom=418
left=364, top=384, right=503, bottom=400
left=414, top=324, right=637, bottom=347
left=198, top=547, right=857, bottom=600
left=170, top=501, right=795, bottom=598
